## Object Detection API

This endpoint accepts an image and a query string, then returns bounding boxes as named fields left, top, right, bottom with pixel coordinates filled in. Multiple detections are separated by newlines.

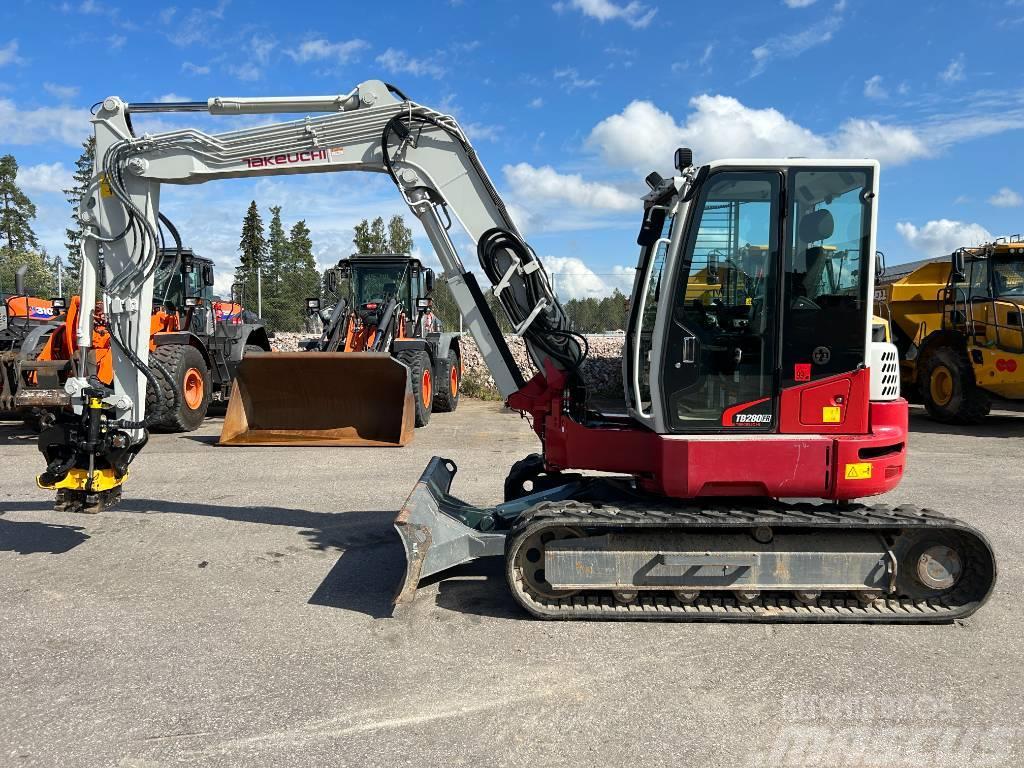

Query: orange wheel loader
left=219, top=253, right=462, bottom=447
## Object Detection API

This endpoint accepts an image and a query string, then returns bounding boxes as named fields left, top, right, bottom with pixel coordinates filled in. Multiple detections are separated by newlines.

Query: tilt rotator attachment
left=393, top=457, right=996, bottom=622
left=36, top=388, right=142, bottom=514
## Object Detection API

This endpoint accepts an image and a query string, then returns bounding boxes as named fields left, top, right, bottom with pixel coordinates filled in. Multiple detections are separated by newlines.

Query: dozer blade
left=219, top=352, right=415, bottom=447
left=392, top=456, right=589, bottom=608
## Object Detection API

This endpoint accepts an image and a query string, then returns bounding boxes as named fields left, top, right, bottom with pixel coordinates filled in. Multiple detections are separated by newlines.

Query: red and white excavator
left=35, top=79, right=995, bottom=621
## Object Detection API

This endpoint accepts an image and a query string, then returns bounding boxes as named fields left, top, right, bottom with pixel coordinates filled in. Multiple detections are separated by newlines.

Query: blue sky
left=2, top=0, right=1023, bottom=297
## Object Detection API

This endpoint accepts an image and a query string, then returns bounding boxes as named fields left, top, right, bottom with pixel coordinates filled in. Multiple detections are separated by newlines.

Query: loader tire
left=397, top=349, right=432, bottom=428
left=433, top=349, right=460, bottom=413
left=145, top=344, right=211, bottom=433
left=920, top=346, right=990, bottom=424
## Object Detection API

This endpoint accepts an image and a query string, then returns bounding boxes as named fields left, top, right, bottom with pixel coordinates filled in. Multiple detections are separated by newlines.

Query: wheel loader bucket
left=218, top=352, right=415, bottom=447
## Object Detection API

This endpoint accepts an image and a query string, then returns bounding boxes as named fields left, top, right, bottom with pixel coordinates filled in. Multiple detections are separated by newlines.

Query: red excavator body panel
left=508, top=364, right=906, bottom=502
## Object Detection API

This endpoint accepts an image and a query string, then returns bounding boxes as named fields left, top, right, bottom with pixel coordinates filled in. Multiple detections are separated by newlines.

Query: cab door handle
left=681, top=335, right=696, bottom=364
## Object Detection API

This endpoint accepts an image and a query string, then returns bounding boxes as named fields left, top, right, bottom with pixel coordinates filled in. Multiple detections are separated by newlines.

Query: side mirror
left=951, top=249, right=966, bottom=282
left=183, top=254, right=195, bottom=273
left=306, top=297, right=321, bottom=313
left=326, top=269, right=338, bottom=294
left=50, top=297, right=67, bottom=311
left=875, top=250, right=886, bottom=280
left=416, top=297, right=433, bottom=310
left=202, top=264, right=215, bottom=286
left=424, top=268, right=435, bottom=294
left=184, top=296, right=203, bottom=308
left=637, top=206, right=667, bottom=247
left=708, top=250, right=720, bottom=285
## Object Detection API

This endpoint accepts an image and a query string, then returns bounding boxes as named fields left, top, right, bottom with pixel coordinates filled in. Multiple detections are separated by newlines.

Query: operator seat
left=799, top=209, right=834, bottom=297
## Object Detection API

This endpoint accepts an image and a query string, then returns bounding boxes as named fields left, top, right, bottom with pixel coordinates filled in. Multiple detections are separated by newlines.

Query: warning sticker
left=822, top=406, right=842, bottom=423
left=794, top=363, right=811, bottom=382
left=845, top=462, right=873, bottom=480
left=99, top=174, right=113, bottom=198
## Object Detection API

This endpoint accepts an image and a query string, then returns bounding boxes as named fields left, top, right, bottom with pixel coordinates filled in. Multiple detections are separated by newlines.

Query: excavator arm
left=39, top=80, right=581, bottom=510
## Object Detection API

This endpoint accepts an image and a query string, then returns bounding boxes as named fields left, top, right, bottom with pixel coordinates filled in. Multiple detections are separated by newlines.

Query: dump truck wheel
left=145, top=344, right=211, bottom=433
left=920, top=347, right=990, bottom=424
left=433, top=350, right=460, bottom=413
left=397, top=349, right=432, bottom=427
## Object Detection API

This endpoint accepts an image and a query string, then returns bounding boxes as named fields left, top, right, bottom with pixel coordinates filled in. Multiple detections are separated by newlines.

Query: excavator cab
left=626, top=164, right=876, bottom=435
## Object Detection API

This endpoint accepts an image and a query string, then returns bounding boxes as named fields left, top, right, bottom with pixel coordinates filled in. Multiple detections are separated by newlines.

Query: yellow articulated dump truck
left=876, top=237, right=1024, bottom=423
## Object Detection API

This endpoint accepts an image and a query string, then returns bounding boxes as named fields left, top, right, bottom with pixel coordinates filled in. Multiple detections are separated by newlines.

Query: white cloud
left=751, top=11, right=842, bottom=75
left=285, top=38, right=369, bottom=64
left=554, top=67, right=599, bottom=91
left=167, top=0, right=229, bottom=46
left=182, top=61, right=210, bottom=75
left=784, top=0, right=817, bottom=6
left=528, top=97, right=544, bottom=109
left=543, top=256, right=634, bottom=299
left=43, top=83, right=80, bottom=101
left=0, top=100, right=89, bottom=146
left=17, top=162, right=73, bottom=195
left=940, top=54, right=966, bottom=83
left=158, top=6, right=176, bottom=23
left=228, top=62, right=261, bottom=81
left=587, top=95, right=930, bottom=173
left=375, top=48, right=446, bottom=79
left=552, top=0, right=657, bottom=28
left=0, top=39, right=21, bottom=67
left=699, top=43, right=714, bottom=69
left=157, top=93, right=190, bottom=103
left=989, top=187, right=1024, bottom=207
left=863, top=75, right=887, bottom=100
left=107, top=34, right=126, bottom=50
left=463, top=122, right=500, bottom=142
left=504, top=163, right=636, bottom=213
left=896, top=219, right=992, bottom=255
left=249, top=36, right=276, bottom=65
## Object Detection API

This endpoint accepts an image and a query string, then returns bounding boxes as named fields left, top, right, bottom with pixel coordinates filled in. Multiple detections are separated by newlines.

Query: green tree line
left=0, top=154, right=57, bottom=299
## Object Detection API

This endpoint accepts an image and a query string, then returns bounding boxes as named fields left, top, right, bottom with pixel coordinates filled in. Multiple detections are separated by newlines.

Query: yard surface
left=1, top=400, right=1022, bottom=767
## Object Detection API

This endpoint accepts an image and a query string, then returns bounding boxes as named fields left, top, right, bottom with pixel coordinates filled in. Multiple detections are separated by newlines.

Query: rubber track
left=505, top=500, right=996, bottom=623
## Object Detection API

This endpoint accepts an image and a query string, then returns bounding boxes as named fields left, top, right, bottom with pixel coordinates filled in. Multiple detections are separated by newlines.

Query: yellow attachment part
left=36, top=467, right=127, bottom=492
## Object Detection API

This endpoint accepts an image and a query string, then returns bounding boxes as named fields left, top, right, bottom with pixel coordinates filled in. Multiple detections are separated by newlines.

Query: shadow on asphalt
left=908, top=410, right=1024, bottom=438
left=0, top=515, right=89, bottom=554
left=0, top=496, right=518, bottom=620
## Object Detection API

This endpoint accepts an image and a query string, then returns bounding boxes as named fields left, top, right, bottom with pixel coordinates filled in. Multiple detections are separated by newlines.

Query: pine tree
left=263, top=205, right=288, bottom=329
left=63, top=136, right=95, bottom=293
left=0, top=154, right=39, bottom=253
left=352, top=216, right=389, bottom=253
left=236, top=201, right=266, bottom=315
left=286, top=219, right=319, bottom=331
left=387, top=214, right=414, bottom=256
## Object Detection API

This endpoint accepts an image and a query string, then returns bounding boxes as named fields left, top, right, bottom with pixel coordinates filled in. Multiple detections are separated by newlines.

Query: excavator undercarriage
left=395, top=458, right=995, bottom=622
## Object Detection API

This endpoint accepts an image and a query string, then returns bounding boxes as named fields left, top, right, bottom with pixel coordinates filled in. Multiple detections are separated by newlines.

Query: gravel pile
left=270, top=332, right=320, bottom=352
left=460, top=333, right=624, bottom=397
left=270, top=331, right=626, bottom=399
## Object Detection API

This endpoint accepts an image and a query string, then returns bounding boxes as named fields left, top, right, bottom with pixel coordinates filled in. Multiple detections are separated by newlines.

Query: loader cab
left=155, top=248, right=216, bottom=333
left=338, top=253, right=435, bottom=331
left=626, top=160, right=877, bottom=435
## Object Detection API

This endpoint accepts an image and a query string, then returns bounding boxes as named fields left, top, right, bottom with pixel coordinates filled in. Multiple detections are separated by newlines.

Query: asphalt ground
left=1, top=400, right=1022, bottom=767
